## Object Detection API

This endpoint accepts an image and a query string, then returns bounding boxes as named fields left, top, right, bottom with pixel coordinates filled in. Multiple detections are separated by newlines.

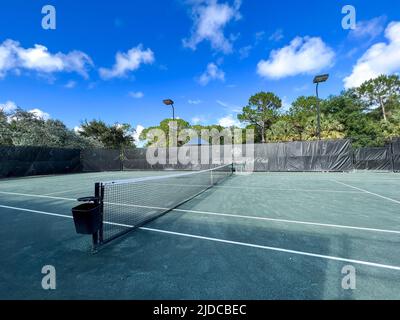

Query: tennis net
left=93, top=164, right=234, bottom=249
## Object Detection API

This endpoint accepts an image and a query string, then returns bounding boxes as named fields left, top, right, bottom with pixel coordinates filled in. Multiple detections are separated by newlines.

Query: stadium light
left=313, top=74, right=329, bottom=140
left=163, top=99, right=175, bottom=120
left=313, top=74, right=329, bottom=84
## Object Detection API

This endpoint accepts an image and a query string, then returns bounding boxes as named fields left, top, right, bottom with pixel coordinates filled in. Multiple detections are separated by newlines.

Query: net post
left=93, top=182, right=104, bottom=250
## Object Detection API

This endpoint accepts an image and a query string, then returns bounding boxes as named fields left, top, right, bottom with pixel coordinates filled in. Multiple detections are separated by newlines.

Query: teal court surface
left=0, top=170, right=399, bottom=299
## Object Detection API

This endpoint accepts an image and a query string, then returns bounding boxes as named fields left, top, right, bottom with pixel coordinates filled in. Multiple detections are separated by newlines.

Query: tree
left=191, top=124, right=244, bottom=145
left=356, top=75, right=400, bottom=122
left=319, top=115, right=345, bottom=140
left=140, top=118, right=191, bottom=147
left=321, top=90, right=384, bottom=147
left=267, top=117, right=296, bottom=142
left=45, top=120, right=104, bottom=149
left=244, top=124, right=262, bottom=143
left=8, top=109, right=50, bottom=146
left=0, top=109, right=12, bottom=145
left=288, top=96, right=318, bottom=140
left=79, top=120, right=135, bottom=149
left=4, top=108, right=103, bottom=148
left=237, top=92, right=282, bottom=143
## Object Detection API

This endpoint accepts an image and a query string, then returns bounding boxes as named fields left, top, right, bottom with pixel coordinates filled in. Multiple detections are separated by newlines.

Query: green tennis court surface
left=0, top=171, right=399, bottom=299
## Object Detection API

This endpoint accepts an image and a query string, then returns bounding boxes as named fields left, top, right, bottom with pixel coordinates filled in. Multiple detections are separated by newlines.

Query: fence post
left=120, top=148, right=124, bottom=172
left=390, top=139, right=395, bottom=173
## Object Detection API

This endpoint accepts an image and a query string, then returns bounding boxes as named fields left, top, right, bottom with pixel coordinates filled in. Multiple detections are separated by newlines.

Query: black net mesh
left=96, top=164, right=233, bottom=247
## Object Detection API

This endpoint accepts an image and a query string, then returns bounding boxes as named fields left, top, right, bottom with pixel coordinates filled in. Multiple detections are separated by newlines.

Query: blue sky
left=1, top=0, right=400, bottom=140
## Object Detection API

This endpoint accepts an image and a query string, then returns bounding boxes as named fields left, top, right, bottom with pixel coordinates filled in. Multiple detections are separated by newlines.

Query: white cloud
left=191, top=116, right=207, bottom=124
left=0, top=101, right=50, bottom=121
left=294, top=84, right=309, bottom=92
left=0, top=39, right=93, bottom=79
left=188, top=99, right=202, bottom=104
left=257, top=36, right=335, bottom=79
left=74, top=126, right=83, bottom=133
left=129, top=91, right=144, bottom=98
left=87, top=82, right=97, bottom=90
left=239, top=45, right=252, bottom=59
left=255, top=31, right=266, bottom=43
left=65, top=80, right=76, bottom=89
left=344, top=21, right=400, bottom=89
left=0, top=100, right=18, bottom=113
left=346, top=48, right=359, bottom=58
left=269, top=29, right=284, bottom=42
left=216, top=100, right=229, bottom=108
left=99, top=45, right=154, bottom=79
left=192, top=117, right=201, bottom=124
left=28, top=108, right=50, bottom=120
left=133, top=125, right=145, bottom=144
left=217, top=99, right=240, bottom=112
left=218, top=114, right=241, bottom=127
left=198, top=63, right=225, bottom=85
left=349, top=16, right=386, bottom=40
left=281, top=97, right=292, bottom=112
left=183, top=0, right=242, bottom=54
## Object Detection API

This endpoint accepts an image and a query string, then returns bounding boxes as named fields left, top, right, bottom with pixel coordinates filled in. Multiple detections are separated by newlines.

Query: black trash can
left=72, top=202, right=102, bottom=235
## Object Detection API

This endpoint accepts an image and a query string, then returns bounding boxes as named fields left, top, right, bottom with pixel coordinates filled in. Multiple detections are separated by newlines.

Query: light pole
left=163, top=99, right=175, bottom=120
left=313, top=74, right=329, bottom=140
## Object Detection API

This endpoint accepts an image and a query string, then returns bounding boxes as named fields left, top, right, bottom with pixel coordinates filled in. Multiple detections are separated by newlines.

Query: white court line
left=140, top=227, right=400, bottom=271
left=220, top=186, right=362, bottom=193
left=0, top=204, right=74, bottom=219
left=334, top=177, right=400, bottom=182
left=0, top=190, right=399, bottom=235
left=43, top=187, right=90, bottom=196
left=331, top=180, right=400, bottom=205
left=103, top=202, right=400, bottom=235
left=0, top=191, right=75, bottom=202
left=146, top=183, right=362, bottom=194
left=171, top=209, right=400, bottom=235
left=1, top=203, right=399, bottom=272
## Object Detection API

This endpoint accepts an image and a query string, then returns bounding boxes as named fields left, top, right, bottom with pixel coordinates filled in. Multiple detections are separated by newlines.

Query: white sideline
left=1, top=203, right=399, bottom=271
left=0, top=190, right=399, bottom=235
left=1, top=183, right=365, bottom=195
left=331, top=180, right=400, bottom=205
left=171, top=209, right=400, bottom=235
left=0, top=204, right=74, bottom=219
left=148, top=183, right=363, bottom=194
left=44, top=187, right=90, bottom=196
left=140, top=227, right=400, bottom=271
left=0, top=191, right=74, bottom=201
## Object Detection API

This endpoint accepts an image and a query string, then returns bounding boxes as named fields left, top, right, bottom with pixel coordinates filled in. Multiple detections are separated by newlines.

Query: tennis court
left=0, top=169, right=399, bottom=299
